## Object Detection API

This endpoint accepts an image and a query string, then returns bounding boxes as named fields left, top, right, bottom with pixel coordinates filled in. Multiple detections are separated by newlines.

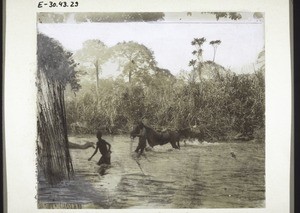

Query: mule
left=130, top=122, right=181, bottom=149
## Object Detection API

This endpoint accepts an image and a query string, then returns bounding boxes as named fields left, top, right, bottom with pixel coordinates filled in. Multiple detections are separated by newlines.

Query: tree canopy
left=73, top=39, right=109, bottom=89
left=109, top=41, right=157, bottom=84
left=37, top=33, right=80, bottom=91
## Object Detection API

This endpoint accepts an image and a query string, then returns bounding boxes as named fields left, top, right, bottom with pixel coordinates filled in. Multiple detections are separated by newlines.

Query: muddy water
left=38, top=135, right=265, bottom=209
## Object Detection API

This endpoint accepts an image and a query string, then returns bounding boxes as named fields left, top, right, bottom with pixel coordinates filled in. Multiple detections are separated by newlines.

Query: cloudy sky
left=37, top=13, right=264, bottom=76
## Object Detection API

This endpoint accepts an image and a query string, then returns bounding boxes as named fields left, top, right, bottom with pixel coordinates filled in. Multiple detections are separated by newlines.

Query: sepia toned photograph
left=36, top=12, right=266, bottom=209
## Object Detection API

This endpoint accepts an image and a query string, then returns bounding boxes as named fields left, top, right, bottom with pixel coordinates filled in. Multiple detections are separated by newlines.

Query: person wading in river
left=131, top=121, right=147, bottom=155
left=88, top=130, right=112, bottom=165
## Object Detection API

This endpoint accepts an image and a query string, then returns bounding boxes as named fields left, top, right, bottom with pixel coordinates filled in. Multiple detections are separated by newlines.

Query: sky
left=37, top=13, right=264, bottom=76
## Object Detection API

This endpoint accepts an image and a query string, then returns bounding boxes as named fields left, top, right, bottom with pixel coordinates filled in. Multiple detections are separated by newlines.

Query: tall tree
left=209, top=40, right=221, bottom=62
left=110, top=41, right=157, bottom=85
left=73, top=40, right=108, bottom=91
left=188, top=59, right=197, bottom=82
left=191, top=37, right=206, bottom=62
left=189, top=37, right=206, bottom=81
left=37, top=33, right=80, bottom=184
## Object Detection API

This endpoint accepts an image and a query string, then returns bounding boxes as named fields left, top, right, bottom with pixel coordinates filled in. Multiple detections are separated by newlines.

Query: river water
left=38, top=135, right=265, bottom=209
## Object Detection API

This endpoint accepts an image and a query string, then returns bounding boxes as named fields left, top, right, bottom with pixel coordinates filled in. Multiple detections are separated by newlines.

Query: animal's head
left=178, top=127, right=191, bottom=138
left=130, top=121, right=144, bottom=138
left=137, top=121, right=144, bottom=128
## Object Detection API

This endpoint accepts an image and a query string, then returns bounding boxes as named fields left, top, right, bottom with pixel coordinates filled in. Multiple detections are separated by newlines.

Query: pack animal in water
left=130, top=122, right=180, bottom=149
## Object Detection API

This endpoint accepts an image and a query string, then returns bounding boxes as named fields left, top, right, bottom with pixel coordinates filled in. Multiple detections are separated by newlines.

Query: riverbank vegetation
left=65, top=39, right=265, bottom=142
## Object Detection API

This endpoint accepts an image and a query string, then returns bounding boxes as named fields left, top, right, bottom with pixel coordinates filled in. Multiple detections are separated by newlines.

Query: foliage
left=66, top=65, right=264, bottom=141
left=109, top=41, right=157, bottom=84
left=37, top=33, right=81, bottom=91
left=209, top=40, right=221, bottom=45
left=191, top=37, right=206, bottom=62
left=188, top=37, right=207, bottom=82
left=73, top=39, right=108, bottom=89
left=209, top=40, right=221, bottom=62
left=64, top=37, right=264, bottom=141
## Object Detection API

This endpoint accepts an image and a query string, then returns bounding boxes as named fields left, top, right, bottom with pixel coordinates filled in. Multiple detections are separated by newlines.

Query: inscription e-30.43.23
left=37, top=1, right=79, bottom=8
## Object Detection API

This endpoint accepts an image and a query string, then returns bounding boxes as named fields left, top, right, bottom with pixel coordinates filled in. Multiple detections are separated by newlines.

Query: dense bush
left=65, top=61, right=265, bottom=141
left=63, top=36, right=265, bottom=140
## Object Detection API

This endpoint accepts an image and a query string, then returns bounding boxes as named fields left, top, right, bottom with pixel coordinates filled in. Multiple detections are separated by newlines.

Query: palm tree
left=209, top=40, right=221, bottom=62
